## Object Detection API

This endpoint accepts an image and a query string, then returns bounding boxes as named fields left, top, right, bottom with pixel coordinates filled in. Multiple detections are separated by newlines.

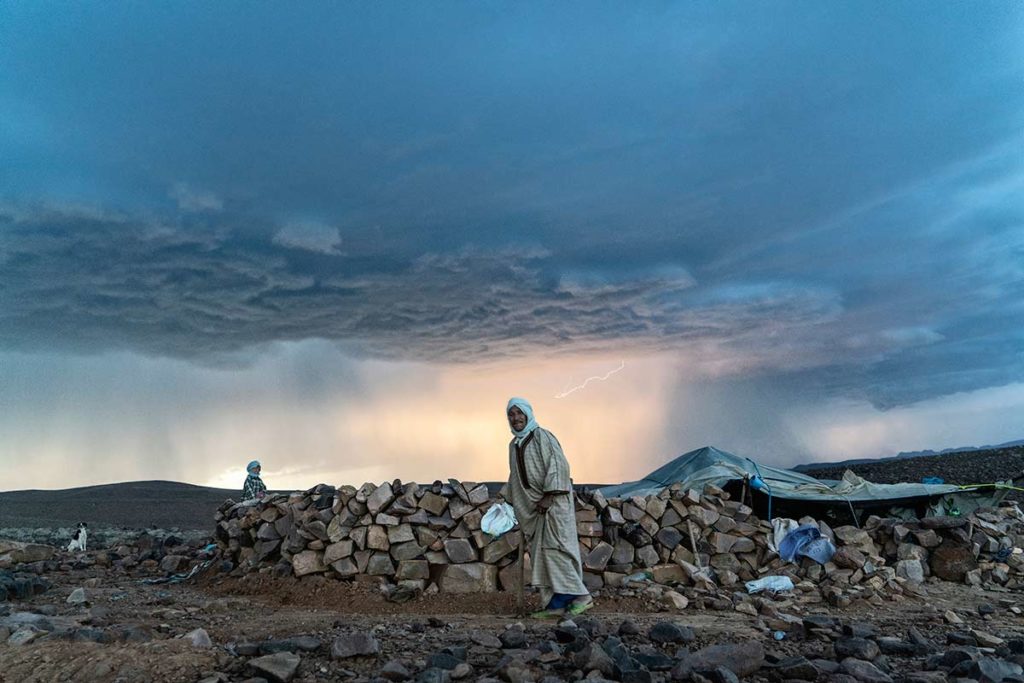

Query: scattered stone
left=676, top=641, right=765, bottom=678
left=969, top=657, right=1024, bottom=683
left=573, top=642, right=615, bottom=678
left=186, top=627, right=213, bottom=647
left=618, top=619, right=641, bottom=636
left=331, top=632, right=381, bottom=658
left=380, top=659, right=412, bottom=681
left=649, top=621, right=695, bottom=644
left=470, top=631, right=503, bottom=649
left=775, top=656, right=818, bottom=680
left=67, top=587, right=87, bottom=604
left=248, top=652, right=301, bottom=683
left=835, top=637, right=880, bottom=661
left=7, top=625, right=44, bottom=646
left=499, top=627, right=527, bottom=649
left=839, top=658, right=893, bottom=683
left=662, top=590, right=688, bottom=610
left=972, top=630, right=1005, bottom=648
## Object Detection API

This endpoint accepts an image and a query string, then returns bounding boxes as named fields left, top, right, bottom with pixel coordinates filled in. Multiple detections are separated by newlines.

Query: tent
left=597, top=446, right=1008, bottom=522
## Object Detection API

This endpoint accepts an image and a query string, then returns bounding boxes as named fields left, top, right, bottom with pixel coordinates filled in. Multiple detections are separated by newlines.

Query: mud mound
left=201, top=572, right=651, bottom=616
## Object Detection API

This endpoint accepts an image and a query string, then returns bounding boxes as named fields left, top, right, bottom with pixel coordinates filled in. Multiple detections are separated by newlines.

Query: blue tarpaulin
left=597, top=446, right=1000, bottom=508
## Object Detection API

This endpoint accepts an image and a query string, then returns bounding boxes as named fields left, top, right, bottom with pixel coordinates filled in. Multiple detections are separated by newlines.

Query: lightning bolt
left=554, top=360, right=626, bottom=399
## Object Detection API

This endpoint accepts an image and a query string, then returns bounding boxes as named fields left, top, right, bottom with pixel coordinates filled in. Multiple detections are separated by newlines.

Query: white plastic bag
left=745, top=575, right=795, bottom=594
left=481, top=502, right=517, bottom=538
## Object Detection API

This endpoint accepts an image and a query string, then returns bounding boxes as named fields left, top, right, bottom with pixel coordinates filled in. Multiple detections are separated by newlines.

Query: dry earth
left=2, top=553, right=1024, bottom=683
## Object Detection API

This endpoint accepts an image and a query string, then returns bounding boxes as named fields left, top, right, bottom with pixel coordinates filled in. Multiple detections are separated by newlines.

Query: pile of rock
left=0, top=531, right=215, bottom=580
left=214, top=479, right=1024, bottom=600
left=0, top=569, right=50, bottom=602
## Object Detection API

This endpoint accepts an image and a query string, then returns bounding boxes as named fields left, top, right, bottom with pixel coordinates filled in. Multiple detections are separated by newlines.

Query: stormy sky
left=2, top=3, right=1023, bottom=491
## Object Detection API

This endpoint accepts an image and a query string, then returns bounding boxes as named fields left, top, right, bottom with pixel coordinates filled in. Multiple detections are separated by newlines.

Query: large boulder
left=930, top=542, right=978, bottom=582
left=0, top=540, right=56, bottom=565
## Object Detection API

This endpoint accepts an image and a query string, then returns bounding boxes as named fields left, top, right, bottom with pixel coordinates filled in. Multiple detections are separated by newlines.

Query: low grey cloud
left=272, top=221, right=343, bottom=255
left=169, top=183, right=223, bottom=213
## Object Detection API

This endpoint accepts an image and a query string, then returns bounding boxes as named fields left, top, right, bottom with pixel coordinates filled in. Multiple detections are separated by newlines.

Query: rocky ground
left=2, top=541, right=1024, bottom=683
left=4, top=450, right=1024, bottom=683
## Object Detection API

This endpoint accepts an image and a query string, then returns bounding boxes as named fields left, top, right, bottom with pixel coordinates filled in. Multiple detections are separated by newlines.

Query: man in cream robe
left=501, top=397, right=592, bottom=616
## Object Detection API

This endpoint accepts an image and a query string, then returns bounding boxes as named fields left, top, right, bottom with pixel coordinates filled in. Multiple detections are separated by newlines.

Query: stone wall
left=214, top=479, right=1024, bottom=599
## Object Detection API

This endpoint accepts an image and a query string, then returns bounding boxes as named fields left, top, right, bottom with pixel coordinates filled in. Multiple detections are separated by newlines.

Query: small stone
left=839, top=658, right=893, bottom=683
left=248, top=652, right=301, bottom=683
left=775, top=656, right=818, bottom=680
left=619, top=619, right=641, bottom=636
left=499, top=627, right=527, bottom=649
left=380, top=659, right=412, bottom=681
left=973, top=630, right=1005, bottom=648
left=677, top=641, right=765, bottom=678
left=649, top=621, right=695, bottom=644
left=876, top=637, right=918, bottom=656
left=7, top=625, right=44, bottom=646
left=969, top=657, right=1024, bottom=683
left=573, top=642, right=615, bottom=678
left=944, top=610, right=964, bottom=625
left=186, top=627, right=212, bottom=647
left=470, top=631, right=503, bottom=649
left=331, top=632, right=381, bottom=658
left=428, top=653, right=463, bottom=670
left=662, top=590, right=688, bottom=610
left=734, top=602, right=758, bottom=617
left=67, top=587, right=87, bottom=604
left=896, top=560, right=925, bottom=583
left=835, top=637, right=880, bottom=661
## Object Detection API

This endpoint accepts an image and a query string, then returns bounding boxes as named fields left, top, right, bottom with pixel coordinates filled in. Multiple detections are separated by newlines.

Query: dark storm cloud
left=1, top=2, right=1022, bottom=408
left=0, top=205, right=841, bottom=365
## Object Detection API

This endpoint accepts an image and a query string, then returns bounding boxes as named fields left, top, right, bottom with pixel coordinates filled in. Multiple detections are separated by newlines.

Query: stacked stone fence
left=214, top=478, right=1024, bottom=601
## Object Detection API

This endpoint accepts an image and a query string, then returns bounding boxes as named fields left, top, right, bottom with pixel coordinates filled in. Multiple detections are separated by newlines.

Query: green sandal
left=567, top=597, right=594, bottom=616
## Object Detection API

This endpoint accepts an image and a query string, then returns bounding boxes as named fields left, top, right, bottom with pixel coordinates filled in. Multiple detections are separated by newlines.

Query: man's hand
left=535, top=494, right=554, bottom=513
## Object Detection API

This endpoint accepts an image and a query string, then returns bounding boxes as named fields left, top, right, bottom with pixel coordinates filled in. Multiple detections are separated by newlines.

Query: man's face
left=508, top=405, right=527, bottom=432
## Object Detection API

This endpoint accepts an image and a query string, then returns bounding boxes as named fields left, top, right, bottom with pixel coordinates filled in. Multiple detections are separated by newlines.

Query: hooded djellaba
left=500, top=397, right=593, bottom=617
left=242, top=460, right=268, bottom=501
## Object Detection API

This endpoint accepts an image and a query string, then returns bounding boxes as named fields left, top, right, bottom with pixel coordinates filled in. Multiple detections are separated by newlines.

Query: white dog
left=66, top=522, right=88, bottom=552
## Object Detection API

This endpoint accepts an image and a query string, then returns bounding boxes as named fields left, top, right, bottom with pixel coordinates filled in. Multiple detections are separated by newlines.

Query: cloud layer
left=0, top=1, right=1022, bottom=488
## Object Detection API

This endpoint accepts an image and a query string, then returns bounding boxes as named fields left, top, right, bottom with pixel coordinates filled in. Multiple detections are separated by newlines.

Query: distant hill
left=792, top=438, right=1024, bottom=472
left=796, top=444, right=1024, bottom=502
left=0, top=480, right=235, bottom=531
